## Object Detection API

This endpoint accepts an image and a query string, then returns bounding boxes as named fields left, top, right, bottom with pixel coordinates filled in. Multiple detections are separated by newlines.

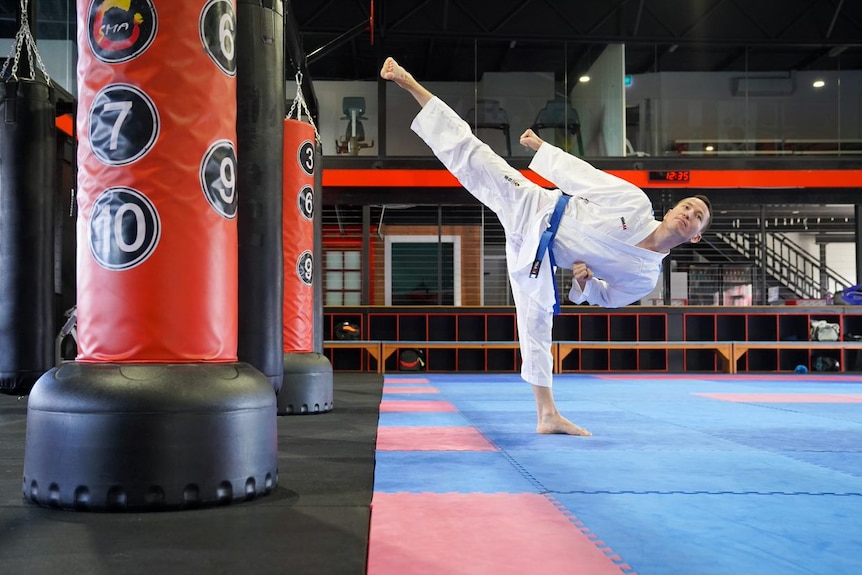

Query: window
left=324, top=249, right=361, bottom=305
left=385, top=236, right=461, bottom=306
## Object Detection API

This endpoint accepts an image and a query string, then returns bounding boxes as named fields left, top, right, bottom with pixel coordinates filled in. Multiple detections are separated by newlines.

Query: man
left=380, top=57, right=711, bottom=436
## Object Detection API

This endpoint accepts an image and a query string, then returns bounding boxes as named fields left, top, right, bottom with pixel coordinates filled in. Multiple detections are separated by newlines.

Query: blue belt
left=530, top=193, right=571, bottom=314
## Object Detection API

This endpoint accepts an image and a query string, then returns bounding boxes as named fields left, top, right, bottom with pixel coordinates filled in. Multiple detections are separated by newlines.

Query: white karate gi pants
left=412, top=97, right=559, bottom=387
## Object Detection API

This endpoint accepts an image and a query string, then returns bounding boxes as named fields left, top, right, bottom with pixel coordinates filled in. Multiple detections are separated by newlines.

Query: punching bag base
left=22, top=362, right=278, bottom=512
left=278, top=353, right=333, bottom=415
left=1, top=370, right=43, bottom=396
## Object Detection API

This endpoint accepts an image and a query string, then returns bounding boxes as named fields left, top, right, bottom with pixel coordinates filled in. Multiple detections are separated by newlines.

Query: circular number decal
left=200, top=0, right=237, bottom=76
left=200, top=140, right=238, bottom=219
left=88, top=187, right=161, bottom=271
left=87, top=0, right=157, bottom=63
left=298, top=186, right=314, bottom=221
left=296, top=251, right=313, bottom=286
left=88, top=83, right=159, bottom=166
left=298, top=140, right=315, bottom=176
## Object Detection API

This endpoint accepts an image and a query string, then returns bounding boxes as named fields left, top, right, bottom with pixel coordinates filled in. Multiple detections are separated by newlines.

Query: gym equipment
left=0, top=5, right=56, bottom=395
left=23, top=0, right=276, bottom=511
left=335, top=96, right=374, bottom=155
left=236, top=0, right=285, bottom=393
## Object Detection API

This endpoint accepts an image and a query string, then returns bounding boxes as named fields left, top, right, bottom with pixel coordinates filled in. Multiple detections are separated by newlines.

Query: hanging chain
left=1, top=0, right=52, bottom=85
left=286, top=70, right=320, bottom=145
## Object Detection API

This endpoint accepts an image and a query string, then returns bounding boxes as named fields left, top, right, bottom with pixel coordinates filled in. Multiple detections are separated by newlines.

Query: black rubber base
left=0, top=370, right=42, bottom=396
left=278, top=352, right=333, bottom=415
left=23, top=362, right=278, bottom=511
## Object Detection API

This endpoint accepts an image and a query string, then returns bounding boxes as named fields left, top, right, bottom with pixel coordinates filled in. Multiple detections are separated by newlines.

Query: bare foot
left=380, top=57, right=413, bottom=88
left=537, top=413, right=592, bottom=436
left=379, top=56, right=435, bottom=107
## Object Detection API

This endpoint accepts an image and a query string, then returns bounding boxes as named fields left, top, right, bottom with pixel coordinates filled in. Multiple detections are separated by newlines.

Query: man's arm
left=568, top=262, right=656, bottom=308
left=568, top=276, right=651, bottom=308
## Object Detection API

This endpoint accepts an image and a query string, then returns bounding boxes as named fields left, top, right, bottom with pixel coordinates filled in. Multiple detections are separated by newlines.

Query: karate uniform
left=412, top=97, right=667, bottom=387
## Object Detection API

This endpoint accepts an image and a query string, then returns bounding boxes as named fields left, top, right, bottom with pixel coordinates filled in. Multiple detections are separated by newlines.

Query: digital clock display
left=648, top=170, right=691, bottom=182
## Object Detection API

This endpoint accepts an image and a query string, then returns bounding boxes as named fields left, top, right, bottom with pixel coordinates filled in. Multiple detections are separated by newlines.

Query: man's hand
left=519, top=129, right=544, bottom=152
left=572, top=262, right=593, bottom=289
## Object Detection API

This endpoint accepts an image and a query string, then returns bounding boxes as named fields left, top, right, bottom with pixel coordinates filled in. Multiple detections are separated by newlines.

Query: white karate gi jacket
left=412, top=97, right=667, bottom=387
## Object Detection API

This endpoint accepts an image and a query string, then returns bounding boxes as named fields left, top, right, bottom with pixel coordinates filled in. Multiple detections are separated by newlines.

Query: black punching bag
left=236, top=0, right=285, bottom=393
left=0, top=79, right=55, bottom=395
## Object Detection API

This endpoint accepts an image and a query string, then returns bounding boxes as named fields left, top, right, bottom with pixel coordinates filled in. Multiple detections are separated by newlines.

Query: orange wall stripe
left=323, top=168, right=862, bottom=189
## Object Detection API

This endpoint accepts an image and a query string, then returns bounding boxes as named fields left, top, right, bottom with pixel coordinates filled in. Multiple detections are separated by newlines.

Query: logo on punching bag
left=200, top=140, right=238, bottom=219
left=88, top=83, right=160, bottom=166
left=88, top=0, right=157, bottom=63
left=88, top=187, right=161, bottom=271
left=297, top=251, right=313, bottom=286
left=199, top=0, right=237, bottom=76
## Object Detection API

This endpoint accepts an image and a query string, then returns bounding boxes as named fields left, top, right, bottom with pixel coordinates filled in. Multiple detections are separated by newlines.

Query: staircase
left=713, top=231, right=853, bottom=300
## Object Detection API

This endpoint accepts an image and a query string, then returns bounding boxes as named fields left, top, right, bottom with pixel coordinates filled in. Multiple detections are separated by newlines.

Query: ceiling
left=5, top=2, right=861, bottom=87
left=291, top=0, right=862, bottom=82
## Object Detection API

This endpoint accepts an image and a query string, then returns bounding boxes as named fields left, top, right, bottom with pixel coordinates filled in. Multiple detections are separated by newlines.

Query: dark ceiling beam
left=789, top=47, right=833, bottom=71
left=338, top=25, right=862, bottom=49
left=541, top=0, right=581, bottom=35
left=714, top=46, right=748, bottom=71
left=385, top=0, right=434, bottom=33
left=678, top=0, right=731, bottom=39
left=640, top=4, right=682, bottom=39
left=632, top=0, right=645, bottom=36
left=826, top=0, right=845, bottom=38
left=490, top=0, right=535, bottom=33
left=306, top=20, right=369, bottom=64
left=450, top=0, right=490, bottom=34
left=302, top=0, right=338, bottom=26
left=726, top=0, right=773, bottom=38
left=773, top=1, right=821, bottom=42
left=586, top=1, right=626, bottom=36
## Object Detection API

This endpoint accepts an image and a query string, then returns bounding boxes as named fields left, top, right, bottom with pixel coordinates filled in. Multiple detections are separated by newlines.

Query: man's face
left=665, top=197, right=710, bottom=243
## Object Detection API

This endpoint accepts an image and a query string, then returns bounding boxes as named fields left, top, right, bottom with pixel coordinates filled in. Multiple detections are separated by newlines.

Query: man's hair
left=693, top=194, right=712, bottom=232
left=675, top=194, right=712, bottom=232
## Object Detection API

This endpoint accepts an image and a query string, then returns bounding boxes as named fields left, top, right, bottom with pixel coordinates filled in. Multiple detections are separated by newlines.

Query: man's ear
left=689, top=233, right=702, bottom=243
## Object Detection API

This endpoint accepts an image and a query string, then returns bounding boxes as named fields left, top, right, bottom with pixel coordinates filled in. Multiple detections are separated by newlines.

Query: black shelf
left=326, top=306, right=862, bottom=374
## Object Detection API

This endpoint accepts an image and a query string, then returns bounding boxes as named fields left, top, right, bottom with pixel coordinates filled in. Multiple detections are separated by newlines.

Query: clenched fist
left=572, top=261, right=593, bottom=289
left=519, top=129, right=544, bottom=152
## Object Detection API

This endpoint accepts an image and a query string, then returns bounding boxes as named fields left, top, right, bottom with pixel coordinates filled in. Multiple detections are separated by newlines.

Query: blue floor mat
left=376, top=373, right=862, bottom=574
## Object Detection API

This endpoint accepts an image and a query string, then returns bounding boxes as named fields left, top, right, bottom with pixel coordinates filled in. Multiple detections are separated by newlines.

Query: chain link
left=286, top=70, right=320, bottom=145
left=1, top=0, right=52, bottom=85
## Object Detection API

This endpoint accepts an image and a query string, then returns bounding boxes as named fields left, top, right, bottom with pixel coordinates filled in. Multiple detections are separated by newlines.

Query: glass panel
left=326, top=251, right=343, bottom=269
left=343, top=271, right=361, bottom=290
left=326, top=271, right=343, bottom=290
left=624, top=43, right=855, bottom=157
left=344, top=292, right=361, bottom=305
left=344, top=251, right=360, bottom=270
left=325, top=291, right=343, bottom=306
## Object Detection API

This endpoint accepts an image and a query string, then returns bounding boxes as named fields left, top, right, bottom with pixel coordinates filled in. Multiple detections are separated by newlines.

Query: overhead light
left=579, top=75, right=591, bottom=83
left=705, top=145, right=714, bottom=152
left=813, top=80, right=826, bottom=88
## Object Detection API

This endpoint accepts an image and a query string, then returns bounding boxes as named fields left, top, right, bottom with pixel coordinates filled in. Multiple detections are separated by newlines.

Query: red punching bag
left=76, top=0, right=238, bottom=363
left=283, top=118, right=315, bottom=354
left=278, top=114, right=332, bottom=415
left=22, top=0, right=277, bottom=512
